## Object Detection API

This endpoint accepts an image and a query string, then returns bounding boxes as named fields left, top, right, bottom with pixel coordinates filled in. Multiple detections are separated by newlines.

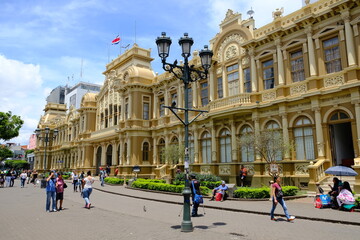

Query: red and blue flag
left=112, top=35, right=120, bottom=45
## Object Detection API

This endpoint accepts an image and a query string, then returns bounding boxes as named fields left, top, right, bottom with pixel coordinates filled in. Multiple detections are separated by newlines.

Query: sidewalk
left=91, top=181, right=360, bottom=226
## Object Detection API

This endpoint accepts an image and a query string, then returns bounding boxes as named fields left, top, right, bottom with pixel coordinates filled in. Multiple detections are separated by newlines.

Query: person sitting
left=336, top=181, right=355, bottom=209
left=210, top=181, right=228, bottom=202
left=328, top=177, right=341, bottom=208
left=315, top=182, right=324, bottom=194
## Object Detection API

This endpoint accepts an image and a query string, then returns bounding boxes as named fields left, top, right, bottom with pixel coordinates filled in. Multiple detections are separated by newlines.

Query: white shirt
left=84, top=177, right=94, bottom=189
left=20, top=173, right=27, bottom=179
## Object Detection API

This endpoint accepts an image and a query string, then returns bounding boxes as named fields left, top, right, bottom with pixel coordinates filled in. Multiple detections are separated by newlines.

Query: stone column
left=128, top=94, right=132, bottom=119
left=354, top=103, right=360, bottom=155
left=275, top=38, right=285, bottom=85
left=253, top=111, right=261, bottom=161
left=211, top=122, right=217, bottom=162
left=126, top=138, right=131, bottom=165
left=209, top=69, right=215, bottom=102
left=313, top=107, right=325, bottom=158
left=221, top=66, right=228, bottom=98
left=281, top=113, right=290, bottom=159
left=92, top=146, right=97, bottom=167
left=342, top=10, right=356, bottom=66
left=101, top=144, right=106, bottom=166
left=249, top=48, right=258, bottom=92
left=112, top=141, right=117, bottom=166
left=121, top=93, right=125, bottom=121
left=153, top=137, right=158, bottom=167
left=305, top=26, right=317, bottom=76
left=153, top=94, right=158, bottom=119
left=194, top=127, right=199, bottom=163
left=230, top=119, right=238, bottom=162
left=164, top=88, right=169, bottom=115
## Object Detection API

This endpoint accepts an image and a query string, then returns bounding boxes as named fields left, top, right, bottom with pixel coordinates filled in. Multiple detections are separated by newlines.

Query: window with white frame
left=243, top=68, right=251, bottom=93
left=217, top=77, right=223, bottom=99
left=159, top=97, right=165, bottom=117
left=290, top=50, right=305, bottom=82
left=219, top=129, right=231, bottom=163
left=323, top=36, right=342, bottom=74
left=240, top=125, right=254, bottom=162
left=294, top=117, right=315, bottom=160
left=201, top=132, right=211, bottom=164
left=263, top=60, right=274, bottom=89
left=143, top=96, right=150, bottom=120
left=227, top=64, right=239, bottom=96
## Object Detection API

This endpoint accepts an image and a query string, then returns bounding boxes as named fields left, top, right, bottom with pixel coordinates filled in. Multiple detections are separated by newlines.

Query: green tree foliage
left=0, top=146, right=13, bottom=160
left=4, top=160, right=29, bottom=170
left=0, top=111, right=24, bottom=141
left=25, top=149, right=34, bottom=157
left=160, top=144, right=184, bottom=165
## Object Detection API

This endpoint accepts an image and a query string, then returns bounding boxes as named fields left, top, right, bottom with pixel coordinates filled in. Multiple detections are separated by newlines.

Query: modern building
left=46, top=86, right=65, bottom=104
left=28, top=134, right=36, bottom=150
left=64, top=82, right=101, bottom=110
left=34, top=0, right=360, bottom=191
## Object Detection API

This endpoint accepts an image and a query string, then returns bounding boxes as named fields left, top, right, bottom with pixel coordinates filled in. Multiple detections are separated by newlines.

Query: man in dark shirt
left=189, top=174, right=201, bottom=217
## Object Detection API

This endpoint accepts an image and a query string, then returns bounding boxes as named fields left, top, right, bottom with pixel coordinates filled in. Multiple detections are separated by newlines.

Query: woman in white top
left=20, top=171, right=27, bottom=188
left=82, top=171, right=94, bottom=209
left=72, top=171, right=79, bottom=192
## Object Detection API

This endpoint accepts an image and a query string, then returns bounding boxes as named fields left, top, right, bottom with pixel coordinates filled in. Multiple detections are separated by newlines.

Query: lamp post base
left=181, top=220, right=193, bottom=232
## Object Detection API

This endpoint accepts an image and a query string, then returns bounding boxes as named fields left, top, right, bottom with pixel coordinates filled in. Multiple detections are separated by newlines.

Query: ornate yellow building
left=35, top=0, right=360, bottom=191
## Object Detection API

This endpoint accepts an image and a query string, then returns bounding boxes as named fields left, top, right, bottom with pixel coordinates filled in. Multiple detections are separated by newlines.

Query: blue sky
left=0, top=0, right=305, bottom=145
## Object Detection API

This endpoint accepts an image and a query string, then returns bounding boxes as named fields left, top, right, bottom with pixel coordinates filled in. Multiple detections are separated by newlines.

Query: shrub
left=135, top=178, right=166, bottom=184
left=355, top=197, right=360, bottom=208
left=131, top=180, right=210, bottom=195
left=233, top=186, right=299, bottom=199
left=174, top=172, right=221, bottom=182
left=104, top=177, right=128, bottom=185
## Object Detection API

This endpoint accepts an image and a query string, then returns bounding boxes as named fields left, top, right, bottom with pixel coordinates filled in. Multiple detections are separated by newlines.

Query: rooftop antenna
left=80, top=59, right=83, bottom=80
left=247, top=7, right=255, bottom=18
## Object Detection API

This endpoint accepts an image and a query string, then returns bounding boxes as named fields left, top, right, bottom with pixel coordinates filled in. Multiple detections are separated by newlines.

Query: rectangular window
left=143, top=102, right=149, bottom=120
left=159, top=97, right=165, bottom=117
left=263, top=60, right=274, bottom=89
left=227, top=64, right=239, bottom=96
left=200, top=81, right=208, bottom=106
left=243, top=68, right=251, bottom=93
left=217, top=77, right=223, bottom=99
left=290, top=50, right=305, bottom=82
left=70, top=94, right=76, bottom=108
left=323, top=36, right=342, bottom=74
left=125, top=98, right=128, bottom=120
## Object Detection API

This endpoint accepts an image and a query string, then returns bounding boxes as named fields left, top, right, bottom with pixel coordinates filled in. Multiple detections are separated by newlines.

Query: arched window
left=142, top=142, right=149, bottom=162
left=265, top=121, right=282, bottom=161
left=188, top=134, right=195, bottom=163
left=201, top=132, right=211, bottom=164
left=294, top=117, right=315, bottom=160
left=329, top=111, right=350, bottom=121
left=219, top=129, right=231, bottom=163
left=240, top=125, right=254, bottom=162
left=158, top=138, right=165, bottom=164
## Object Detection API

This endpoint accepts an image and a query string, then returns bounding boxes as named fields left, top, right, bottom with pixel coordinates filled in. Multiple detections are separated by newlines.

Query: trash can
left=41, top=179, right=47, bottom=188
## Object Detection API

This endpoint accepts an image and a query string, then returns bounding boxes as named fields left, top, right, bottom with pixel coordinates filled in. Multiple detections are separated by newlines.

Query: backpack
left=191, top=181, right=203, bottom=204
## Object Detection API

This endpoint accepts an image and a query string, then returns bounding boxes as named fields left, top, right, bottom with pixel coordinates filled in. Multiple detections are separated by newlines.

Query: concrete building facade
left=34, top=0, right=360, bottom=191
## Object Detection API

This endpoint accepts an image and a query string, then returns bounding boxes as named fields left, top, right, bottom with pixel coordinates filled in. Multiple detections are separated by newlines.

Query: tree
left=160, top=144, right=185, bottom=165
left=0, top=145, right=13, bottom=160
left=0, top=111, right=24, bottom=141
left=239, top=129, right=293, bottom=177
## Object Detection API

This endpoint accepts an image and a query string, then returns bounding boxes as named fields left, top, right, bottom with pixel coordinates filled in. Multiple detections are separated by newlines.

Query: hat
left=222, top=181, right=226, bottom=184
left=99, top=167, right=103, bottom=170
left=189, top=174, right=196, bottom=179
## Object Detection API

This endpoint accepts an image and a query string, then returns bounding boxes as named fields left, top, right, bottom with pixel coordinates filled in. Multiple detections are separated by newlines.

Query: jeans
left=46, top=191, right=56, bottom=211
left=191, top=197, right=199, bottom=216
left=21, top=178, right=26, bottom=187
left=100, top=177, right=104, bottom=186
left=82, top=188, right=92, bottom=205
left=270, top=197, right=290, bottom=219
left=5, top=177, right=11, bottom=187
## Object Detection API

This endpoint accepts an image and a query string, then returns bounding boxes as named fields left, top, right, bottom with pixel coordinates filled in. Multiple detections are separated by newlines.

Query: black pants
left=10, top=178, right=14, bottom=187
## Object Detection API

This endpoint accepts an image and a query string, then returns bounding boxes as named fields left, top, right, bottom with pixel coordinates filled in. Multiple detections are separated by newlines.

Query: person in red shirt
left=270, top=176, right=295, bottom=221
left=239, top=165, right=247, bottom=187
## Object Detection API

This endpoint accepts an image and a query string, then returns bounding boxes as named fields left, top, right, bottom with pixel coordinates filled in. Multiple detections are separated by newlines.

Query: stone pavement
left=94, top=181, right=360, bottom=226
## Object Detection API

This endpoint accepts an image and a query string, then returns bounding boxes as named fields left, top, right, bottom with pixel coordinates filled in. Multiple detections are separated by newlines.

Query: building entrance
left=329, top=122, right=354, bottom=167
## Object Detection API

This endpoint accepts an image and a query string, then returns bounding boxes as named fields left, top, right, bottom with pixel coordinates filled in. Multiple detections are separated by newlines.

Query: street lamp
left=156, top=32, right=213, bottom=232
left=35, top=127, right=58, bottom=171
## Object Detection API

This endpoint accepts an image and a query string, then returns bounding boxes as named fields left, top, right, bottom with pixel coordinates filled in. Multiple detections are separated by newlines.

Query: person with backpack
left=189, top=174, right=201, bottom=217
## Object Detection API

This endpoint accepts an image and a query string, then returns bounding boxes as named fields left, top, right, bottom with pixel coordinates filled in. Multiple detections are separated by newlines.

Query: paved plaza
left=0, top=179, right=359, bottom=240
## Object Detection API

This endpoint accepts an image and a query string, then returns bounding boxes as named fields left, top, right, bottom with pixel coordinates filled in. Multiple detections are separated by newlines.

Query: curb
left=93, top=186, right=360, bottom=226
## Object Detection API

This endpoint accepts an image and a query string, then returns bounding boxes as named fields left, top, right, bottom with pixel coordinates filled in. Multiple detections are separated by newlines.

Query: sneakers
left=87, top=203, right=91, bottom=209
left=271, top=217, right=277, bottom=221
left=287, top=216, right=295, bottom=221
left=52, top=209, right=57, bottom=212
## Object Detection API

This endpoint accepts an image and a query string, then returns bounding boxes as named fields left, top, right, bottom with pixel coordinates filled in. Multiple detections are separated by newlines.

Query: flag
left=112, top=35, right=120, bottom=45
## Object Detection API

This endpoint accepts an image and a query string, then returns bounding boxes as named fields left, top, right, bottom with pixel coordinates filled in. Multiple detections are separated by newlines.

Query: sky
left=0, top=0, right=307, bottom=145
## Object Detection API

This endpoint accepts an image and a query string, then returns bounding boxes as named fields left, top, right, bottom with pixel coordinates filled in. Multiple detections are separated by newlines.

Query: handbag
left=276, top=189, right=284, bottom=198
left=63, top=182, right=68, bottom=188
left=191, top=181, right=203, bottom=204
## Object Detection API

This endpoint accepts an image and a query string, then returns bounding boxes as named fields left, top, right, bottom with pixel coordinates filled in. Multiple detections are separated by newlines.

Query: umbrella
left=324, top=166, right=358, bottom=176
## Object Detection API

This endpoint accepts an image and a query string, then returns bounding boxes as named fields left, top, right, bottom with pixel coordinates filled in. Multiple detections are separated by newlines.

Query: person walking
left=46, top=171, right=57, bottom=212
left=10, top=169, right=16, bottom=187
left=72, top=171, right=79, bottom=192
left=189, top=174, right=201, bottom=217
left=99, top=167, right=106, bottom=187
left=31, top=170, right=38, bottom=187
left=55, top=172, right=65, bottom=211
left=20, top=170, right=27, bottom=188
left=239, top=165, right=247, bottom=187
left=270, top=176, right=295, bottom=221
left=26, top=170, right=31, bottom=184
left=79, top=171, right=85, bottom=193
left=5, top=170, right=11, bottom=187
left=82, top=171, right=94, bottom=209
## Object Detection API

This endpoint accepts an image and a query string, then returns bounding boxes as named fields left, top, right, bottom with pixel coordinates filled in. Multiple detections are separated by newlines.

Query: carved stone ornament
left=222, top=9, right=237, bottom=23
left=219, top=165, right=231, bottom=175
left=262, top=91, right=276, bottom=102
left=324, top=74, right=344, bottom=88
left=290, top=83, right=307, bottom=95
left=216, top=68, right=223, bottom=75
left=266, top=164, right=283, bottom=175
left=295, top=163, right=309, bottom=175
left=200, top=166, right=211, bottom=175
left=225, top=45, right=238, bottom=60
left=217, top=34, right=245, bottom=62
left=242, top=57, right=249, bottom=65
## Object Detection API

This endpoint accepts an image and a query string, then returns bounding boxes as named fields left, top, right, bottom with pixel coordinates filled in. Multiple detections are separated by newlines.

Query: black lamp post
left=35, top=127, right=58, bottom=171
left=156, top=32, right=213, bottom=232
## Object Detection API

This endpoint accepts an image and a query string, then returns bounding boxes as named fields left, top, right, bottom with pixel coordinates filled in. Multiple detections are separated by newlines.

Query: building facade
left=34, top=0, right=360, bottom=191
left=64, top=81, right=101, bottom=110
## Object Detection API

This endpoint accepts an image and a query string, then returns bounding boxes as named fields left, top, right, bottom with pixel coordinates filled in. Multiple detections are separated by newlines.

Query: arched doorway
left=106, top=145, right=113, bottom=167
left=96, top=147, right=102, bottom=175
left=329, top=111, right=354, bottom=167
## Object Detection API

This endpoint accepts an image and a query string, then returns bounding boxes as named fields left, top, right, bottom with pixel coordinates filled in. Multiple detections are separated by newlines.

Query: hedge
left=131, top=180, right=210, bottom=195
left=234, top=186, right=299, bottom=199
left=104, top=177, right=128, bottom=185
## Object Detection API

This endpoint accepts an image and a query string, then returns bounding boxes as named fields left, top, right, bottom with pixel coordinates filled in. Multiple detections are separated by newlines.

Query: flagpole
left=108, top=43, right=110, bottom=63
left=134, top=21, right=137, bottom=44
